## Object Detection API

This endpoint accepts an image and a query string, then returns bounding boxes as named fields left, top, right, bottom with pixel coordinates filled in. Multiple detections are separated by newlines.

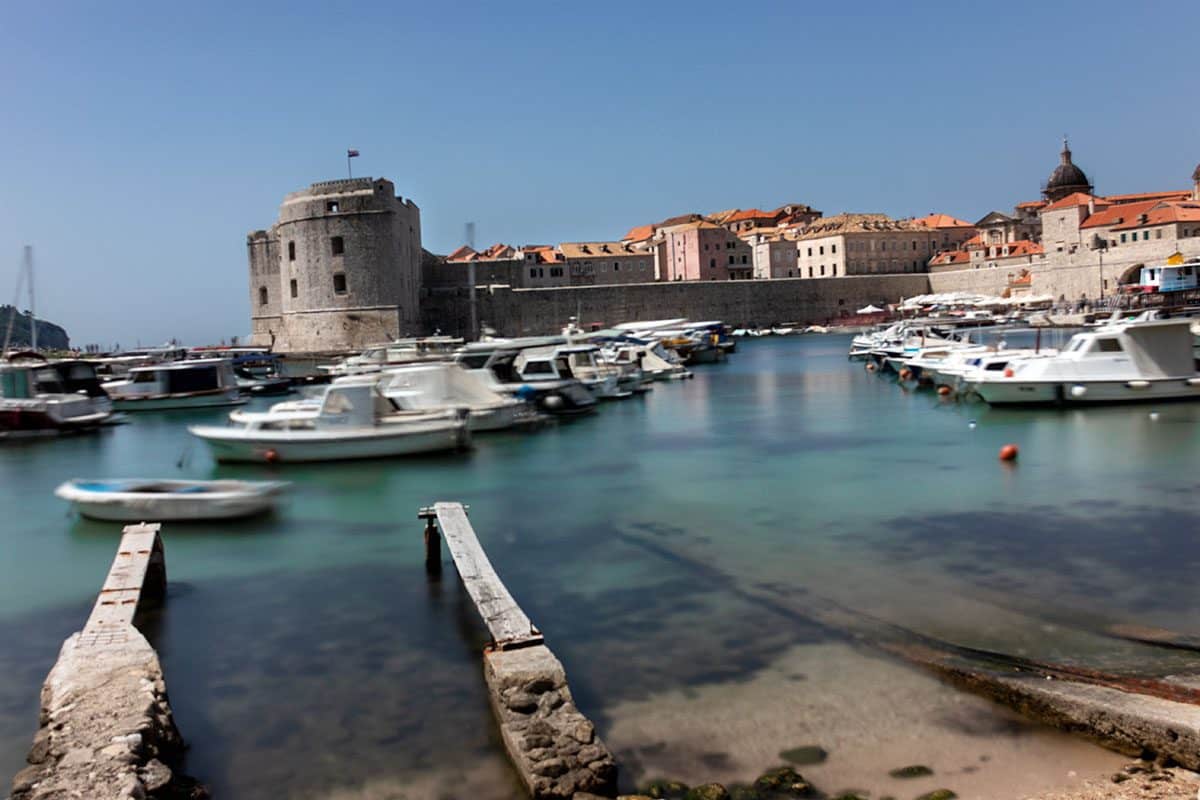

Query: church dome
left=1044, top=138, right=1092, bottom=201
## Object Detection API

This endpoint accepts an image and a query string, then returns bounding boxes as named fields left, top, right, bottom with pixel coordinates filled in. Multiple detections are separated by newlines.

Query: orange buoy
left=264, top=449, right=279, bottom=463
left=999, top=444, right=1019, bottom=462
left=937, top=385, right=952, bottom=396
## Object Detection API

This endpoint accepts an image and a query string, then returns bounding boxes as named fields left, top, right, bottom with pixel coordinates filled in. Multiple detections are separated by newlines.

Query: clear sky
left=2, top=1, right=1198, bottom=347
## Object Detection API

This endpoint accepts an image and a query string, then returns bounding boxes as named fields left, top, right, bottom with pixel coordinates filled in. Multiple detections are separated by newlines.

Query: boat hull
left=189, top=421, right=469, bottom=463
left=112, top=388, right=246, bottom=412
left=973, top=378, right=1200, bottom=406
left=55, top=480, right=288, bottom=521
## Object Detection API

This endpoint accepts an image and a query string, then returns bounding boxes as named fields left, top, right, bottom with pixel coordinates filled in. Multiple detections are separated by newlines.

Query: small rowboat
left=55, top=479, right=289, bottom=521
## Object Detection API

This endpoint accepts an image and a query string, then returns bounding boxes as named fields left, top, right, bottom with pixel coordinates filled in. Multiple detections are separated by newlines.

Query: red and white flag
left=347, top=149, right=360, bottom=158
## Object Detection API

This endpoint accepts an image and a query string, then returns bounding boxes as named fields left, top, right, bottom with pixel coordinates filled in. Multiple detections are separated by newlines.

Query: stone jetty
left=8, top=523, right=202, bottom=800
left=422, top=502, right=617, bottom=799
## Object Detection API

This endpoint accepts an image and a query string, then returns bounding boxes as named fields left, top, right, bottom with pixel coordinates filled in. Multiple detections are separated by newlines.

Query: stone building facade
left=248, top=178, right=422, bottom=352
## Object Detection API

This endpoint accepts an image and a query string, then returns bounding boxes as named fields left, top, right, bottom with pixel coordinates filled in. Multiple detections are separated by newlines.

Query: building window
left=289, top=279, right=297, bottom=298
left=331, top=236, right=345, bottom=256
left=333, top=273, right=347, bottom=294
left=326, top=201, right=340, bottom=213
left=288, top=241, right=296, bottom=261
left=258, top=286, right=268, bottom=305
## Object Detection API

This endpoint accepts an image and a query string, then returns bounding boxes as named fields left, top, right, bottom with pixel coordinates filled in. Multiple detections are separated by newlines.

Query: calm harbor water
left=2, top=334, right=1199, bottom=798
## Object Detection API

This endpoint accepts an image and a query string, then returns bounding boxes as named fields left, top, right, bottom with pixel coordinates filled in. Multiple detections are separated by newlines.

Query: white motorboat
left=515, top=345, right=628, bottom=399
left=55, top=478, right=288, bottom=521
left=970, top=319, right=1200, bottom=405
left=376, top=363, right=532, bottom=432
left=319, top=336, right=465, bottom=377
left=1, top=359, right=113, bottom=436
left=103, top=359, right=244, bottom=411
left=454, top=340, right=597, bottom=416
left=190, top=377, right=470, bottom=463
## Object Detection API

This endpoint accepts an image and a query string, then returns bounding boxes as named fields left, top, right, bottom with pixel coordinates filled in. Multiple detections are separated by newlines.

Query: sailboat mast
left=25, top=246, right=35, bottom=351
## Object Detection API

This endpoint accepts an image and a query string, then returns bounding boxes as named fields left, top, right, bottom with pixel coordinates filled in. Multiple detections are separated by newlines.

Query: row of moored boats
left=850, top=311, right=1200, bottom=405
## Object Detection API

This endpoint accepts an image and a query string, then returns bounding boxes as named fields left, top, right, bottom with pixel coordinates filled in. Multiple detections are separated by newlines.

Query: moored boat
left=103, top=359, right=244, bottom=411
left=970, top=319, right=1200, bottom=405
left=189, top=377, right=470, bottom=462
left=55, top=478, right=288, bottom=521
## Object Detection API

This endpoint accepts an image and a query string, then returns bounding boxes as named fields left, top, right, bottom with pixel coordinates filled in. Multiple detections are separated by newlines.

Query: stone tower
left=247, top=178, right=422, bottom=352
left=1042, top=138, right=1093, bottom=203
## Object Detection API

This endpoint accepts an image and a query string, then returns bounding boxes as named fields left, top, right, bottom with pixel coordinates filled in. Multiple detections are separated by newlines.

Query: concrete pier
left=422, top=502, right=617, bottom=799
left=9, top=523, right=201, bottom=800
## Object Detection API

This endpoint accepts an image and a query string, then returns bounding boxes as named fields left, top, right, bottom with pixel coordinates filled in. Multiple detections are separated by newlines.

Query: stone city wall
left=419, top=274, right=932, bottom=338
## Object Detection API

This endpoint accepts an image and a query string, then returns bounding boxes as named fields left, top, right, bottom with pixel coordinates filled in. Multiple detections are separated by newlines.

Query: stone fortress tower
left=247, top=177, right=422, bottom=352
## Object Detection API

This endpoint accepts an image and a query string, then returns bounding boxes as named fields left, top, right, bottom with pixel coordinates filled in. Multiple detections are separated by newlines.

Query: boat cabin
left=106, top=359, right=238, bottom=396
left=1136, top=259, right=1200, bottom=293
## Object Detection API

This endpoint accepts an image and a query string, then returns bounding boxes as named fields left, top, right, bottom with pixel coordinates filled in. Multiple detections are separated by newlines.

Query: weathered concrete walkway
left=423, top=502, right=617, bottom=799
left=9, top=523, right=202, bottom=800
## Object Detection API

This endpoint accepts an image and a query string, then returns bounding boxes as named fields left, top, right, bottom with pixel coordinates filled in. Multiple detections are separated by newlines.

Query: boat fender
left=999, top=443, right=1019, bottom=462
left=264, top=449, right=279, bottom=463
left=1070, top=384, right=1087, bottom=398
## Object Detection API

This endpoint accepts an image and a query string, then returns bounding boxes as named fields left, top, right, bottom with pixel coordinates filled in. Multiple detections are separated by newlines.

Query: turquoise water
left=1, top=335, right=1199, bottom=797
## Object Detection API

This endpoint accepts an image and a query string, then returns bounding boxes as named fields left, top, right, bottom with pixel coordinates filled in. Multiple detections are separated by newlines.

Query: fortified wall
left=419, top=274, right=932, bottom=338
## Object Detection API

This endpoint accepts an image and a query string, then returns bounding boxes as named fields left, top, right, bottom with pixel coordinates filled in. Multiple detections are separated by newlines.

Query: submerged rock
left=643, top=779, right=690, bottom=799
left=914, top=791, right=957, bottom=800
left=753, top=766, right=811, bottom=796
left=888, top=764, right=934, bottom=779
left=684, top=784, right=731, bottom=800
left=778, top=746, right=828, bottom=766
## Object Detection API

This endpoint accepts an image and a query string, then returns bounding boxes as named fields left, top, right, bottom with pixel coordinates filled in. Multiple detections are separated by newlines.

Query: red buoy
left=999, top=444, right=1019, bottom=462
left=264, top=449, right=279, bottom=463
left=937, top=385, right=952, bottom=396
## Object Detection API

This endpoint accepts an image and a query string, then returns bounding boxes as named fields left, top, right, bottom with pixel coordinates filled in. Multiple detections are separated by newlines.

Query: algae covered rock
left=778, top=746, right=828, bottom=766
left=684, top=784, right=731, bottom=800
left=643, top=779, right=690, bottom=799
left=753, top=766, right=812, bottom=796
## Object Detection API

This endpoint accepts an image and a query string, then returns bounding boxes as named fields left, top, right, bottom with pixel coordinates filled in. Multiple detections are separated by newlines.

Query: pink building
left=657, top=220, right=754, bottom=280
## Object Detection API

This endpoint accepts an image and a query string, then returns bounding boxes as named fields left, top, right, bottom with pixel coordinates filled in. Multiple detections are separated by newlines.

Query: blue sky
left=2, top=1, right=1198, bottom=346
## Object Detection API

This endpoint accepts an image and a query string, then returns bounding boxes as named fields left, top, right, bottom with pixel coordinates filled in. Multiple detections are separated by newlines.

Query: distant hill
left=0, top=305, right=70, bottom=351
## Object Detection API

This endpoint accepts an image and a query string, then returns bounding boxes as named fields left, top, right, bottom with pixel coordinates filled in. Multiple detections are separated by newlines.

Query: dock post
left=418, top=506, right=441, bottom=577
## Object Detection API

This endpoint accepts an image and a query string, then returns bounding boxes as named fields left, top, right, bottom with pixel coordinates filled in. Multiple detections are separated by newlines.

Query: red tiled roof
left=1110, top=202, right=1200, bottom=231
left=912, top=213, right=973, bottom=229
left=1102, top=190, right=1191, bottom=204
left=623, top=224, right=655, bottom=242
left=446, top=245, right=478, bottom=262
left=930, top=251, right=971, bottom=265
left=1042, top=192, right=1103, bottom=212
left=1080, top=199, right=1160, bottom=230
left=726, top=208, right=774, bottom=222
